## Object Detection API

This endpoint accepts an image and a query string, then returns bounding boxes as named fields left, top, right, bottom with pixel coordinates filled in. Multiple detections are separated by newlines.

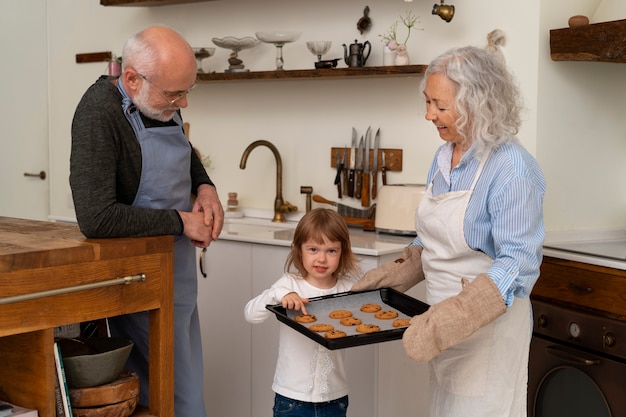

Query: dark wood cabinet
left=532, top=256, right=626, bottom=321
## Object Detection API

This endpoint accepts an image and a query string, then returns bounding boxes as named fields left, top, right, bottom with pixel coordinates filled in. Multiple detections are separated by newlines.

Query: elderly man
left=70, top=25, right=223, bottom=417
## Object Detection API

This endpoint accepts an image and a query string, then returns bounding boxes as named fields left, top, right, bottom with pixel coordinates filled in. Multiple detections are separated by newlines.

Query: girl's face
left=423, top=73, right=462, bottom=145
left=300, top=235, right=342, bottom=289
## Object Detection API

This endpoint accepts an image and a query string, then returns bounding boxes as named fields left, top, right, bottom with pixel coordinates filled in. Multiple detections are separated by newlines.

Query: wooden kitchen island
left=0, top=217, right=174, bottom=417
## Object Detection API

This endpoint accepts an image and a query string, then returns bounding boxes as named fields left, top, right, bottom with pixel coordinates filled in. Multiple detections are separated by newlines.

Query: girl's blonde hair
left=285, top=208, right=360, bottom=279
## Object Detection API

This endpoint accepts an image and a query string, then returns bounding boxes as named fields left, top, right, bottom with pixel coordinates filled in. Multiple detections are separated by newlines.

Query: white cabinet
left=197, top=241, right=253, bottom=417
left=198, top=240, right=428, bottom=417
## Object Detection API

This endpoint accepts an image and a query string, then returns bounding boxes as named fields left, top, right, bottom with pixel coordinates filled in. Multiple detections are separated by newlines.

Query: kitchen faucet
left=239, top=140, right=297, bottom=222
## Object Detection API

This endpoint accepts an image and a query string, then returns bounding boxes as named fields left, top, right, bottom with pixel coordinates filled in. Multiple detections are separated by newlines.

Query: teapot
left=343, top=40, right=371, bottom=67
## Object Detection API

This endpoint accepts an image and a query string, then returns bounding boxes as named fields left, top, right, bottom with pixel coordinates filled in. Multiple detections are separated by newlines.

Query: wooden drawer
left=532, top=256, right=626, bottom=321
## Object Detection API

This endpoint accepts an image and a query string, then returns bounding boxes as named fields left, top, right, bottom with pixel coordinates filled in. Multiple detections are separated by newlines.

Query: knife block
left=330, top=148, right=402, bottom=172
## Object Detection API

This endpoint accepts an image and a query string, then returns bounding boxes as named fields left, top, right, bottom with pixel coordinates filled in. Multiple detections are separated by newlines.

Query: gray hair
left=121, top=27, right=165, bottom=75
left=420, top=44, right=523, bottom=155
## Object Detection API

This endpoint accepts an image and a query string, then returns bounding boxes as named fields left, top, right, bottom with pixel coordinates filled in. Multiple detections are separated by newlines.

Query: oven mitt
left=402, top=273, right=506, bottom=363
left=351, top=245, right=425, bottom=293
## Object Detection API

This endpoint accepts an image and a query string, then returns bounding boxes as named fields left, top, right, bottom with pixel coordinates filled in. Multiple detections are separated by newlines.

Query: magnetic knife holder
left=330, top=148, right=402, bottom=172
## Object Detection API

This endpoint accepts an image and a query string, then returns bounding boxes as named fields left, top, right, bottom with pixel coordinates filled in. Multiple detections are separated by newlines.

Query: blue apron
left=107, top=80, right=206, bottom=417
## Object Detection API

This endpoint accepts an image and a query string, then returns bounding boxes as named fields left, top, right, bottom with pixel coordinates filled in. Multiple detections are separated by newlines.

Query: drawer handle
left=545, top=345, right=600, bottom=366
left=0, top=274, right=146, bottom=305
left=568, top=283, right=592, bottom=294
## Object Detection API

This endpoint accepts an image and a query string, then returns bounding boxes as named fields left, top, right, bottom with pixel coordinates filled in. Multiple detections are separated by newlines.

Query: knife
left=354, top=136, right=364, bottom=199
left=347, top=128, right=357, bottom=198
left=371, top=128, right=380, bottom=200
left=381, top=152, right=387, bottom=186
left=361, top=127, right=371, bottom=207
left=334, top=148, right=343, bottom=199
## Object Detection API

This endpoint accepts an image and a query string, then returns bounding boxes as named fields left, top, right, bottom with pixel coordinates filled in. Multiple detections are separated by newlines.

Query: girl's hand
left=282, top=292, right=310, bottom=315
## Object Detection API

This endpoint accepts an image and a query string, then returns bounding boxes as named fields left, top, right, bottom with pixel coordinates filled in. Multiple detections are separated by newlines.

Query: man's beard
left=133, top=83, right=177, bottom=122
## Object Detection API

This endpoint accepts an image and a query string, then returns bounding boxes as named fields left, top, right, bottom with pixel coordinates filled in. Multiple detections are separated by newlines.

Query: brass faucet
left=240, top=140, right=297, bottom=222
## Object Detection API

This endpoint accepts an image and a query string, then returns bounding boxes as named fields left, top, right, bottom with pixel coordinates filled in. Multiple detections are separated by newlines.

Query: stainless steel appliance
left=528, top=298, right=626, bottom=416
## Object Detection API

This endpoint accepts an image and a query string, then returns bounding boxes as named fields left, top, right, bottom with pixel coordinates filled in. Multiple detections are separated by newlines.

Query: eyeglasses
left=137, top=72, right=198, bottom=105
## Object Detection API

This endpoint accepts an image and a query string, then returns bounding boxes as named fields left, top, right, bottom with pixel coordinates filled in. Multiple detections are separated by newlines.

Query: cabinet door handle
left=199, top=247, right=207, bottom=278
left=568, top=283, right=592, bottom=295
left=24, top=170, right=46, bottom=180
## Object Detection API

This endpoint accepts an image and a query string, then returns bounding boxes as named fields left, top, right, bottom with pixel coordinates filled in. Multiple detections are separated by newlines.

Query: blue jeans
left=273, top=393, right=349, bottom=417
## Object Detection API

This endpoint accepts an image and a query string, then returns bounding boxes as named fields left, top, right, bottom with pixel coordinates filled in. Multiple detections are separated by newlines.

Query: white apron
left=107, top=81, right=206, bottom=417
left=415, top=149, right=530, bottom=417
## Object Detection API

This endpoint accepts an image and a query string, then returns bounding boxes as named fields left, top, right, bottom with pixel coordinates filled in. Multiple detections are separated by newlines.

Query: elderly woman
left=354, top=38, right=546, bottom=417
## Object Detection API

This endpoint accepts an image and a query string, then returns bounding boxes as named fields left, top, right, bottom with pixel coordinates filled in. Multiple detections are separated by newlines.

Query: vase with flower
left=380, top=10, right=421, bottom=66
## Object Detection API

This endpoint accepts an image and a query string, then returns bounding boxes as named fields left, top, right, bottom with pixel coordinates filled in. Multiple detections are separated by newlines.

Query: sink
left=221, top=218, right=297, bottom=242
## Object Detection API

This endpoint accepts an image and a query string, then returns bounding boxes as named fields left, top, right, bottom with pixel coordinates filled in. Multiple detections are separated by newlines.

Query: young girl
left=244, top=208, right=360, bottom=417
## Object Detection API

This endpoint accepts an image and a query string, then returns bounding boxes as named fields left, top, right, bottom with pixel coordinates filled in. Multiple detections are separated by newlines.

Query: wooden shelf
left=197, top=64, right=427, bottom=83
left=550, top=19, right=626, bottom=63
left=101, top=0, right=212, bottom=6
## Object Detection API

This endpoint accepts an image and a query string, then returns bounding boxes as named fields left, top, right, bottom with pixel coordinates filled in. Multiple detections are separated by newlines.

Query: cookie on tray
left=294, top=314, right=317, bottom=323
left=325, top=330, right=347, bottom=339
left=393, top=318, right=411, bottom=328
left=309, top=323, right=334, bottom=332
left=329, top=309, right=353, bottom=319
left=340, top=316, right=362, bottom=326
left=360, top=303, right=382, bottom=313
left=356, top=323, right=381, bottom=333
left=374, top=310, right=399, bottom=320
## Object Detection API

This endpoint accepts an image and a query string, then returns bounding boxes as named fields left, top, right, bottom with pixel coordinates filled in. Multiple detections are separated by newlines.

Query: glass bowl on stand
left=212, top=37, right=261, bottom=72
left=255, top=31, right=302, bottom=70
left=192, top=47, right=216, bottom=73
left=306, top=41, right=339, bottom=69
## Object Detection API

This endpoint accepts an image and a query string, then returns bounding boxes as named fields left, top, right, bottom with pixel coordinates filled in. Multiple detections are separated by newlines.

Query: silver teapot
left=343, top=40, right=371, bottom=67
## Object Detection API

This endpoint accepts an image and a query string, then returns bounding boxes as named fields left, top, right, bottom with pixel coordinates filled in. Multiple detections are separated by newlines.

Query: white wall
left=12, top=0, right=626, bottom=232
left=537, top=0, right=626, bottom=231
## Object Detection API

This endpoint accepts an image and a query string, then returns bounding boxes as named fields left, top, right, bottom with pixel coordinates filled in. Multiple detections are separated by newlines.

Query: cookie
left=329, top=309, right=353, bottom=319
left=393, top=318, right=411, bottom=328
left=360, top=303, right=382, bottom=313
left=325, top=329, right=347, bottom=339
left=374, top=309, right=399, bottom=320
left=356, top=323, right=381, bottom=333
left=340, top=316, right=362, bottom=326
left=309, top=323, right=334, bottom=332
left=294, top=314, right=317, bottom=323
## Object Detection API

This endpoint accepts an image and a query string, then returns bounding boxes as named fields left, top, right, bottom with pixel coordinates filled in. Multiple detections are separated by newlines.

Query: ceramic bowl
left=255, top=31, right=302, bottom=45
left=58, top=337, right=134, bottom=388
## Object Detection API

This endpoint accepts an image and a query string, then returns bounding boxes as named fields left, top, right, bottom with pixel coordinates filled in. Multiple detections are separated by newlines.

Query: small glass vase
left=383, top=44, right=396, bottom=66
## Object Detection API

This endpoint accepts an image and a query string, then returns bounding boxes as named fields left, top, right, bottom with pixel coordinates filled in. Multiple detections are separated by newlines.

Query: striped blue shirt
left=411, top=141, right=546, bottom=306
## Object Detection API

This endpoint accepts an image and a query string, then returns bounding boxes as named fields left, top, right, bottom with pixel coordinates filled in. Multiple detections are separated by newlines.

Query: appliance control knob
left=603, top=332, right=616, bottom=347
left=569, top=322, right=581, bottom=339
left=537, top=314, right=548, bottom=328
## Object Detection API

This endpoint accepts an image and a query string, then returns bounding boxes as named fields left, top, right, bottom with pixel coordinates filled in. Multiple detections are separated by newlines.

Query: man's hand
left=179, top=211, right=214, bottom=248
left=193, top=184, right=224, bottom=244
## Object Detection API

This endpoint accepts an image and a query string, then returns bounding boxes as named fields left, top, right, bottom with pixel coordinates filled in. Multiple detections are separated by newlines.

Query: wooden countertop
left=0, top=216, right=172, bottom=272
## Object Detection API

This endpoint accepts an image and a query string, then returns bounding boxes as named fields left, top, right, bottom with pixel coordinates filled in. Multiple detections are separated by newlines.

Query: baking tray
left=266, top=288, right=429, bottom=350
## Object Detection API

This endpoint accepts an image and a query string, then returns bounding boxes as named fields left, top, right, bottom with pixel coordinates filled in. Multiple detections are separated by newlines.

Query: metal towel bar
left=0, top=273, right=146, bottom=305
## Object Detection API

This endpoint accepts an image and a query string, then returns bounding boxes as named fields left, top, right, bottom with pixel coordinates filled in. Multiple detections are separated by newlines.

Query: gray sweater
left=70, top=76, right=215, bottom=238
